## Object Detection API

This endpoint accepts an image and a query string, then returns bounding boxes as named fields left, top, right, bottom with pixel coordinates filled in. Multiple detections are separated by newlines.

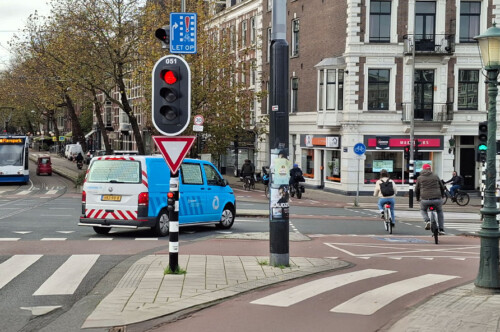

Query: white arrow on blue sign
left=353, top=143, right=366, bottom=155
left=170, top=13, right=197, bottom=54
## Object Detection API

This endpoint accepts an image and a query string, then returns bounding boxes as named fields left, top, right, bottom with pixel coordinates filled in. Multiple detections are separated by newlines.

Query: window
left=458, top=70, right=479, bottom=110
left=181, top=163, right=204, bottom=185
left=326, top=150, right=341, bottom=182
left=291, top=77, right=298, bottom=113
left=460, top=1, right=480, bottom=43
left=231, top=25, right=236, bottom=51
left=292, top=19, right=299, bottom=56
left=268, top=0, right=273, bottom=12
left=203, top=164, right=222, bottom=186
left=370, top=0, right=391, bottom=42
left=105, top=102, right=112, bottom=127
left=250, top=60, right=256, bottom=86
left=318, top=69, right=344, bottom=111
left=338, top=70, right=344, bottom=110
left=241, top=62, right=246, bottom=84
left=326, top=70, right=336, bottom=110
left=368, top=69, right=390, bottom=110
left=250, top=17, right=256, bottom=44
left=241, top=20, right=247, bottom=47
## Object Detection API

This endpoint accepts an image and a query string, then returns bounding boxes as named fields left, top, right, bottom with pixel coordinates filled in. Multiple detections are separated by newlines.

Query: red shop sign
left=367, top=138, right=442, bottom=148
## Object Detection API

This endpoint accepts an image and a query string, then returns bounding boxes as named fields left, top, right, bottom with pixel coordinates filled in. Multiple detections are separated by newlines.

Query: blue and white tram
left=0, top=136, right=29, bottom=183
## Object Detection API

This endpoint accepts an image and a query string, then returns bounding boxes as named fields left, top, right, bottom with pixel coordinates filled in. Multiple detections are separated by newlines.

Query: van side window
left=180, top=163, right=204, bottom=185
left=203, top=164, right=222, bottom=185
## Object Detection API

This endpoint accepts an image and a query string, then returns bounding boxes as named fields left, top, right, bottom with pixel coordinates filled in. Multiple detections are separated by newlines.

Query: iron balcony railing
left=403, top=34, right=455, bottom=55
left=401, top=103, right=454, bottom=123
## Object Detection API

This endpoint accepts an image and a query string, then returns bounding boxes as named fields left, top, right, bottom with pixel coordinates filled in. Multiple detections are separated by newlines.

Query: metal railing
left=403, top=34, right=455, bottom=55
left=401, top=103, right=453, bottom=122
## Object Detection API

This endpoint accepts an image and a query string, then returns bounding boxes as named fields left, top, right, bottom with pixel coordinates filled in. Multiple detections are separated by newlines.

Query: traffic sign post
left=353, top=143, right=366, bottom=206
left=153, top=135, right=195, bottom=273
left=170, top=13, right=197, bottom=54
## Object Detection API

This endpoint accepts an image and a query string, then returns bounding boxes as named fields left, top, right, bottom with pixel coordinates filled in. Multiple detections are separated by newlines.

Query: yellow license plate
left=102, top=195, right=122, bottom=201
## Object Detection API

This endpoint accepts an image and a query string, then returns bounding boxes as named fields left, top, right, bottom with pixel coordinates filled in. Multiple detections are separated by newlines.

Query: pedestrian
left=415, top=164, right=446, bottom=235
left=444, top=171, right=464, bottom=199
left=373, top=169, right=397, bottom=227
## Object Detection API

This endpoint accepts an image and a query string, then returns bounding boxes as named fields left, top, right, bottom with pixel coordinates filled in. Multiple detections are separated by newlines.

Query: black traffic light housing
left=477, top=121, right=488, bottom=162
left=414, top=139, right=420, bottom=154
left=155, top=26, right=170, bottom=48
left=404, top=145, right=410, bottom=161
left=152, top=55, right=191, bottom=136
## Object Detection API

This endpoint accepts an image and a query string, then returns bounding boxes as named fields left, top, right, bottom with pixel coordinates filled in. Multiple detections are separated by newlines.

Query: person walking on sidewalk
left=373, top=169, right=397, bottom=227
left=416, top=163, right=446, bottom=235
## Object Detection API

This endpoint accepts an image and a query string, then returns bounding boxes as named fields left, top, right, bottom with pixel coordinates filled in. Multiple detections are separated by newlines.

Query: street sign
left=354, top=143, right=366, bottom=156
left=59, top=136, right=65, bottom=141
left=193, top=114, right=204, bottom=125
left=153, top=136, right=196, bottom=174
left=170, top=13, right=197, bottom=54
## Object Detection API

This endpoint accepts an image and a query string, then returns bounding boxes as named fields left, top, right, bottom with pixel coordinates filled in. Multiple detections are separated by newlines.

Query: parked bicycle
left=382, top=201, right=393, bottom=234
left=441, top=180, right=469, bottom=206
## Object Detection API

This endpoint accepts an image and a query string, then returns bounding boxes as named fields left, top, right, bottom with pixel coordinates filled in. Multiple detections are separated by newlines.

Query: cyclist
left=289, top=164, right=305, bottom=186
left=240, top=159, right=255, bottom=186
left=444, top=171, right=464, bottom=200
left=373, top=169, right=397, bottom=227
left=415, top=163, right=446, bottom=235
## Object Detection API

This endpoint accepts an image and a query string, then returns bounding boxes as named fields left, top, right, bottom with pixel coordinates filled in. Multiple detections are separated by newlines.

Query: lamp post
left=474, top=24, right=500, bottom=289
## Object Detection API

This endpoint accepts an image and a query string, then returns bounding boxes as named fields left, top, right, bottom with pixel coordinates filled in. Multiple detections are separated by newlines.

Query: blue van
left=79, top=155, right=236, bottom=236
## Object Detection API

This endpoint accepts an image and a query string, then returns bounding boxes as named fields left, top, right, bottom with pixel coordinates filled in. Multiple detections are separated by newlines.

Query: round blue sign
left=354, top=143, right=366, bottom=155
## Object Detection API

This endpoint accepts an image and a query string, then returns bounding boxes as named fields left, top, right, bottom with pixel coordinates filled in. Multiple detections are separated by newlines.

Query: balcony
left=401, top=103, right=453, bottom=124
left=403, top=34, right=455, bottom=55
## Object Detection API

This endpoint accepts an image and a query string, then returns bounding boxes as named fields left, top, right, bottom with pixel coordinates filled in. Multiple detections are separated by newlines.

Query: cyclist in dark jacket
left=416, top=164, right=446, bottom=234
left=240, top=159, right=255, bottom=185
left=445, top=171, right=464, bottom=199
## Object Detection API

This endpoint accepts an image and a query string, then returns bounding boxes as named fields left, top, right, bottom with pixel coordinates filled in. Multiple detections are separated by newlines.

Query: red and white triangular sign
left=153, top=136, right=196, bottom=174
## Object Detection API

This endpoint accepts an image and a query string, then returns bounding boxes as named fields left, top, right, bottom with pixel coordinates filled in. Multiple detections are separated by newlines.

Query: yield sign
left=153, top=136, right=196, bottom=173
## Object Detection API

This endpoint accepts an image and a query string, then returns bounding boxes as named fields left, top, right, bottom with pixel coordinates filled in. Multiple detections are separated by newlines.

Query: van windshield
left=87, top=160, right=141, bottom=183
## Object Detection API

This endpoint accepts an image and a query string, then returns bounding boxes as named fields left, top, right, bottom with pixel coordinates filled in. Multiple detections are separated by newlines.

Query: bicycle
left=242, top=175, right=255, bottom=191
left=441, top=180, right=469, bottom=206
left=425, top=205, right=439, bottom=244
left=382, top=202, right=393, bottom=234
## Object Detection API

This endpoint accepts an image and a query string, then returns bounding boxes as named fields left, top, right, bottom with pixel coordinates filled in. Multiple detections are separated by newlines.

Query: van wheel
left=154, top=209, right=170, bottom=237
left=217, top=205, right=235, bottom=229
left=93, top=226, right=111, bottom=235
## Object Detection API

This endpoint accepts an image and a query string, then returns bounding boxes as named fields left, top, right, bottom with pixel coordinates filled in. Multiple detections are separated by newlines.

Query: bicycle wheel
left=455, top=192, right=470, bottom=206
left=430, top=213, right=438, bottom=244
left=389, top=216, right=393, bottom=234
left=383, top=208, right=390, bottom=232
left=442, top=195, right=448, bottom=205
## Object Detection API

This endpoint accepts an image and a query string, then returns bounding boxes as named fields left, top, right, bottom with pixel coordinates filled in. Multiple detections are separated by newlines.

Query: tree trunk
left=64, top=93, right=87, bottom=152
left=117, top=77, right=145, bottom=155
left=92, top=91, right=112, bottom=154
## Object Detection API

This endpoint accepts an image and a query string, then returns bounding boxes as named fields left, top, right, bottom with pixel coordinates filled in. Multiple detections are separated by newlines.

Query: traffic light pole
left=269, top=0, right=290, bottom=267
left=168, top=175, right=180, bottom=272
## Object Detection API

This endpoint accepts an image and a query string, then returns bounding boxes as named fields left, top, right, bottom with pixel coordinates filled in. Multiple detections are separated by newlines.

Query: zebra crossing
left=0, top=254, right=100, bottom=296
left=251, top=268, right=460, bottom=315
left=0, top=186, right=65, bottom=196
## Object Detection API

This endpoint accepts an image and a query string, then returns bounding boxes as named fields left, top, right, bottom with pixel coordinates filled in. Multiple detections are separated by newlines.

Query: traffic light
left=404, top=145, right=410, bottom=161
left=152, top=55, right=191, bottom=136
left=155, top=26, right=170, bottom=48
left=414, top=139, right=420, bottom=154
left=478, top=121, right=488, bottom=162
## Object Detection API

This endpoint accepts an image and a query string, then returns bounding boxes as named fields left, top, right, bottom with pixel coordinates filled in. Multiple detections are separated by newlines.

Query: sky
left=0, top=0, right=52, bottom=70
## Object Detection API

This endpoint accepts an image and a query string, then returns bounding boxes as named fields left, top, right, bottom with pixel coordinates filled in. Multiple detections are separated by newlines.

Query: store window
left=326, top=150, right=341, bottom=182
left=302, top=149, right=314, bottom=178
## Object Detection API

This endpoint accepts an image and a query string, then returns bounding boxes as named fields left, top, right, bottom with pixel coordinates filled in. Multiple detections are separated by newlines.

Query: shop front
left=299, top=134, right=341, bottom=188
left=364, top=135, right=444, bottom=187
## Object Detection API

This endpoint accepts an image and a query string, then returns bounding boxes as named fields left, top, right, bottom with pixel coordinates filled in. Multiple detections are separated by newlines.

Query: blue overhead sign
left=170, top=13, right=197, bottom=54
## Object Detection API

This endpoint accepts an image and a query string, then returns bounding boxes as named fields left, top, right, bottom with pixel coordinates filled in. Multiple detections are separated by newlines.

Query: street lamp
left=474, top=24, right=500, bottom=289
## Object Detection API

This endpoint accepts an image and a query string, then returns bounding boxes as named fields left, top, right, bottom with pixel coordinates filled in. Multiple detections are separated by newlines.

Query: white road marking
left=20, top=306, right=62, bottom=316
left=250, top=269, right=396, bottom=307
left=45, top=190, right=58, bottom=195
left=41, top=238, right=67, bottom=241
left=0, top=255, right=42, bottom=289
left=34, top=254, right=99, bottom=295
left=0, top=238, right=20, bottom=241
left=89, top=238, right=113, bottom=240
left=135, top=238, right=158, bottom=241
left=330, top=274, right=459, bottom=315
left=12, top=231, right=31, bottom=234
left=15, top=190, right=31, bottom=195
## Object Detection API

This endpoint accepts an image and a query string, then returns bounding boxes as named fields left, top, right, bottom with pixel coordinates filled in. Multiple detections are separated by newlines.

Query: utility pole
left=269, top=0, right=290, bottom=267
left=408, top=4, right=416, bottom=208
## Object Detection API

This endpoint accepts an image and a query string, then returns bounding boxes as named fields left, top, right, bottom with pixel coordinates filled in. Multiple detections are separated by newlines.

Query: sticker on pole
left=153, top=136, right=196, bottom=173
